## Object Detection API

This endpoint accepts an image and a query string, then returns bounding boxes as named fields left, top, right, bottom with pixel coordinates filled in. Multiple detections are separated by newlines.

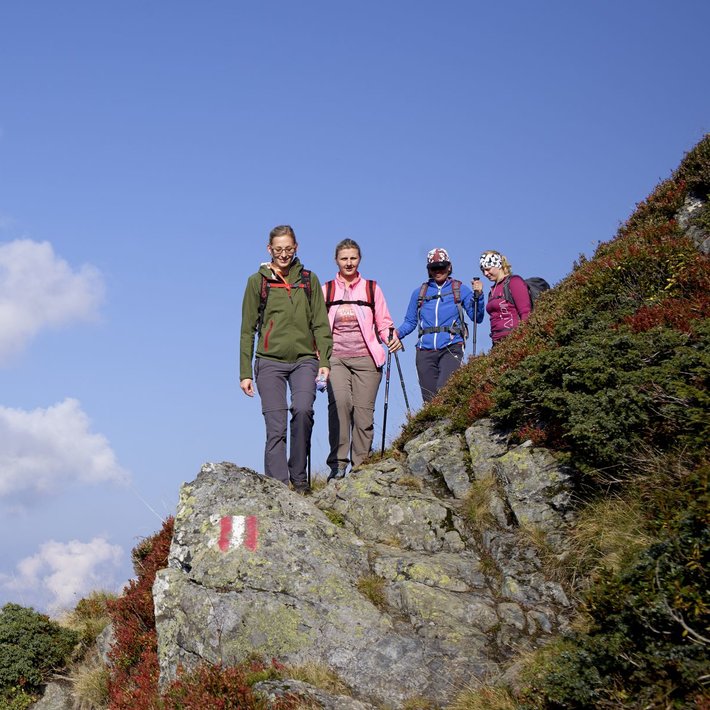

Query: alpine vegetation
left=26, top=136, right=707, bottom=709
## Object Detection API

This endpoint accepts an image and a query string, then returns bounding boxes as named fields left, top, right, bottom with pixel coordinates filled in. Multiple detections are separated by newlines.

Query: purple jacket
left=486, top=275, right=531, bottom=343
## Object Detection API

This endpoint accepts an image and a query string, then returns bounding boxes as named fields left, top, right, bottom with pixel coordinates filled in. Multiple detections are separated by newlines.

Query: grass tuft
left=72, top=657, right=110, bottom=709
left=447, top=684, right=516, bottom=710
left=461, top=477, right=498, bottom=535
left=284, top=661, right=350, bottom=696
left=356, top=573, right=388, bottom=610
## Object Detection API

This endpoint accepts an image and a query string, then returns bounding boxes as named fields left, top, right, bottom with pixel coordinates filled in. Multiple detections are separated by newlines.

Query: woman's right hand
left=240, top=378, right=255, bottom=397
left=387, top=333, right=403, bottom=353
left=471, top=278, right=484, bottom=295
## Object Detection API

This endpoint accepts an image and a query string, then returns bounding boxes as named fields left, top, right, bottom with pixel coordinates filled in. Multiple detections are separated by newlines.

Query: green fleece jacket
left=240, top=259, right=333, bottom=380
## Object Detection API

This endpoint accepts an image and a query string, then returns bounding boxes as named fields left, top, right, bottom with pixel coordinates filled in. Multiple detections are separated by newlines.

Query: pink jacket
left=323, top=273, right=395, bottom=367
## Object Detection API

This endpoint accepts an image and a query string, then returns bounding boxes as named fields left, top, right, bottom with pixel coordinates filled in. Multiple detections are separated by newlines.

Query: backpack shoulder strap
left=301, top=268, right=312, bottom=300
left=451, top=279, right=462, bottom=303
left=366, top=279, right=382, bottom=341
left=257, top=274, right=270, bottom=336
left=416, top=281, right=429, bottom=308
left=366, top=279, right=376, bottom=307
left=451, top=279, right=468, bottom=342
left=325, top=280, right=335, bottom=308
left=502, top=276, right=514, bottom=308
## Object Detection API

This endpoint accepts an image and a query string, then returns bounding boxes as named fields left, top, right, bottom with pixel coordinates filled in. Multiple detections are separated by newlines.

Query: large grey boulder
left=154, top=423, right=577, bottom=707
left=155, top=464, right=437, bottom=706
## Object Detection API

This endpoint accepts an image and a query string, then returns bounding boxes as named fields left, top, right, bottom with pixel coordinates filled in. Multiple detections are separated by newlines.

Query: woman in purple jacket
left=474, top=250, right=532, bottom=344
left=324, top=239, right=402, bottom=481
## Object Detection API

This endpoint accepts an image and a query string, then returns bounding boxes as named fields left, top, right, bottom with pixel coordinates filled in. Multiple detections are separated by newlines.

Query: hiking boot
left=327, top=467, right=347, bottom=482
left=293, top=484, right=312, bottom=496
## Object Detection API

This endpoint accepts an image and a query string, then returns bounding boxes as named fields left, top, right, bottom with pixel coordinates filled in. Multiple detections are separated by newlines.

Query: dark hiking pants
left=255, top=357, right=318, bottom=487
left=415, top=344, right=464, bottom=403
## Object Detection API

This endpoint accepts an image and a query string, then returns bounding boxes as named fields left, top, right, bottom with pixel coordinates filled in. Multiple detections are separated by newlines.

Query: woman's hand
left=240, top=378, right=254, bottom=397
left=387, top=333, right=403, bottom=353
left=318, top=367, right=330, bottom=381
left=471, top=277, right=484, bottom=295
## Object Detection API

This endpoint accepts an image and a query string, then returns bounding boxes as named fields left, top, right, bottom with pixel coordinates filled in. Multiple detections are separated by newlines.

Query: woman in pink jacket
left=323, top=239, right=402, bottom=481
left=474, top=250, right=532, bottom=344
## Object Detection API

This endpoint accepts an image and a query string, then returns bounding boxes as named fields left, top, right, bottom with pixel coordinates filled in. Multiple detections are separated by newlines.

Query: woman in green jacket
left=240, top=225, right=333, bottom=494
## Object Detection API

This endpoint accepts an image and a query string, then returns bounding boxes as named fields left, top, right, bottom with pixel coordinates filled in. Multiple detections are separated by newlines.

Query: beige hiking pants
left=326, top=356, right=382, bottom=471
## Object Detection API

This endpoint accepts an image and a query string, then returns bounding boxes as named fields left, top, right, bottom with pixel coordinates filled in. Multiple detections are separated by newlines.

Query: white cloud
left=0, top=239, right=104, bottom=363
left=0, top=398, right=130, bottom=500
left=1, top=537, right=124, bottom=612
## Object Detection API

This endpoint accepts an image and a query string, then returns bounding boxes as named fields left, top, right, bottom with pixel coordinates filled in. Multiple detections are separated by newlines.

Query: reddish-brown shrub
left=161, top=660, right=297, bottom=710
left=624, top=295, right=710, bottom=333
left=468, top=385, right=493, bottom=420
left=107, top=517, right=173, bottom=709
left=513, top=424, right=548, bottom=447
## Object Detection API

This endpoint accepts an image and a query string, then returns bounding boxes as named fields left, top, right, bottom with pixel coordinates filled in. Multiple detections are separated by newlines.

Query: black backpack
left=502, top=276, right=550, bottom=312
left=256, top=268, right=312, bottom=337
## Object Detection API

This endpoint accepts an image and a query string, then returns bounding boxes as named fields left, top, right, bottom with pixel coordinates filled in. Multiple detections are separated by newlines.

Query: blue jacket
left=397, top=278, right=484, bottom=350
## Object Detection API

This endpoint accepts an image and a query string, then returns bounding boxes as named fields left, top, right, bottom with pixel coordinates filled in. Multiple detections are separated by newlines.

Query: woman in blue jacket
left=397, top=248, right=484, bottom=402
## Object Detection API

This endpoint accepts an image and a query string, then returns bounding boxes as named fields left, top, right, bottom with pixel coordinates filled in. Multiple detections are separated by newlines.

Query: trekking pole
left=380, top=328, right=393, bottom=455
left=307, top=441, right=311, bottom=488
left=394, top=349, right=410, bottom=413
left=472, top=314, right=478, bottom=357
left=472, top=279, right=480, bottom=357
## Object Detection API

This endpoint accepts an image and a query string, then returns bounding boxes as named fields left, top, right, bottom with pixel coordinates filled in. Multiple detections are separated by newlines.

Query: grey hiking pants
left=326, top=356, right=382, bottom=471
left=254, top=357, right=318, bottom=487
left=415, top=344, right=464, bottom=403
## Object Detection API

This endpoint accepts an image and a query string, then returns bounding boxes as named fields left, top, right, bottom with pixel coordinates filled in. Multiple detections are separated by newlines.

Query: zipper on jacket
left=263, top=319, right=274, bottom=351
left=433, top=284, right=443, bottom=349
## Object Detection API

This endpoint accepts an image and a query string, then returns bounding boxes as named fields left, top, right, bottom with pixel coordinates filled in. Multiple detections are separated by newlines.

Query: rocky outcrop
left=29, top=680, right=73, bottom=710
left=678, top=193, right=710, bottom=255
left=154, top=420, right=576, bottom=707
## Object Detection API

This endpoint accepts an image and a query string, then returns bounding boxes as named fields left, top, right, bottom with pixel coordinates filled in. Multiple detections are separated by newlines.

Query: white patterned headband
left=480, top=253, right=502, bottom=270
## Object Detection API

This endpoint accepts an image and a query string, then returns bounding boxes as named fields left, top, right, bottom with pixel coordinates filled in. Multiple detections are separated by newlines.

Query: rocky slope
left=154, top=420, right=576, bottom=707
left=149, top=137, right=708, bottom=708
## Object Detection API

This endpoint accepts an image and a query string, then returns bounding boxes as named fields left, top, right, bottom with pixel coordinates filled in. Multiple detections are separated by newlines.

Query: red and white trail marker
left=208, top=515, right=258, bottom=552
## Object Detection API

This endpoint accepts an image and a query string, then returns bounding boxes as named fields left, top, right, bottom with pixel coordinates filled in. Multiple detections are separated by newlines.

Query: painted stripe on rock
left=217, top=515, right=258, bottom=552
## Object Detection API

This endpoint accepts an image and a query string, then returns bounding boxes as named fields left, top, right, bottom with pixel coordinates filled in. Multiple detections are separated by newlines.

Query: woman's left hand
left=318, top=367, right=330, bottom=381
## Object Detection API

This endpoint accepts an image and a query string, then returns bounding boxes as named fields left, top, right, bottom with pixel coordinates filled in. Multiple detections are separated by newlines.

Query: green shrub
left=518, top=472, right=709, bottom=708
left=519, top=639, right=605, bottom=708
left=0, top=603, right=78, bottom=694
left=492, top=322, right=709, bottom=478
left=0, top=685, right=38, bottom=710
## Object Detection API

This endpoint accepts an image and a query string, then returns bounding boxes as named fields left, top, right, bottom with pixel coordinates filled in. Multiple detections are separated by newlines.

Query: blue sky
left=0, top=1, right=708, bottom=613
